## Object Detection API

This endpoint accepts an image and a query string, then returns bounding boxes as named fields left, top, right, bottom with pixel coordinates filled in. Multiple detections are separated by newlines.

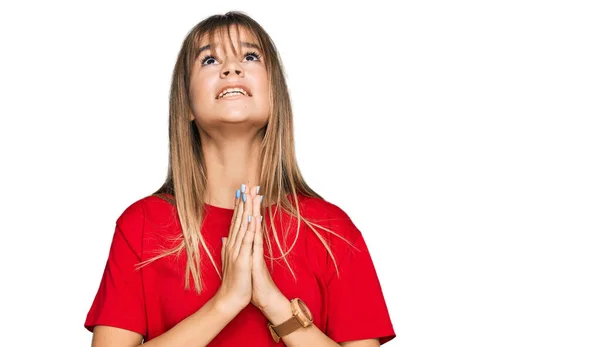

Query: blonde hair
left=142, top=11, right=351, bottom=294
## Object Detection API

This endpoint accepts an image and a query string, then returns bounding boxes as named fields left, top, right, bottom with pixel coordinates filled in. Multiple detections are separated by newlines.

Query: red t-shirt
left=85, top=193, right=396, bottom=345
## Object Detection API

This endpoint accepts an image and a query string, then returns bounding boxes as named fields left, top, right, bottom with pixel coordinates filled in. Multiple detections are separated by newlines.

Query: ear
left=190, top=114, right=195, bottom=121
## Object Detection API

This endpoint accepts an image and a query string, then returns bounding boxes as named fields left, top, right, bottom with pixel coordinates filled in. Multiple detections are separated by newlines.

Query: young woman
left=85, top=11, right=396, bottom=347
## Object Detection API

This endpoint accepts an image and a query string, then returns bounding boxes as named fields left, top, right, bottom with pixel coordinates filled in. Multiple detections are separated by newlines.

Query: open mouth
left=216, top=87, right=252, bottom=99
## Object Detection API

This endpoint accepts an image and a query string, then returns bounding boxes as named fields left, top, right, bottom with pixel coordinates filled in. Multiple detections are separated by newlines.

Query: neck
left=201, top=131, right=263, bottom=209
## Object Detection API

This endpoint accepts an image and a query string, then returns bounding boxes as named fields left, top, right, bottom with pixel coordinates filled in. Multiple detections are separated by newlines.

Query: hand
left=246, top=185, right=286, bottom=312
left=214, top=184, right=256, bottom=314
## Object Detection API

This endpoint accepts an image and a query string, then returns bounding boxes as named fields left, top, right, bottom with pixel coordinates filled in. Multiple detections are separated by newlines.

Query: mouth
left=216, top=87, right=252, bottom=99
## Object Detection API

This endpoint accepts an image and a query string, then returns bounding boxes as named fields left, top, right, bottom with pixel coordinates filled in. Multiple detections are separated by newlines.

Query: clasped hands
left=215, top=184, right=288, bottom=320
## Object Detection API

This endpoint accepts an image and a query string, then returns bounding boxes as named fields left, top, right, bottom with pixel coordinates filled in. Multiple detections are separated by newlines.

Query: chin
left=218, top=112, right=268, bottom=125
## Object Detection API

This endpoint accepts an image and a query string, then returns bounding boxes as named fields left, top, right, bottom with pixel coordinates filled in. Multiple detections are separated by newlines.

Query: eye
left=244, top=51, right=262, bottom=62
left=200, top=54, right=218, bottom=66
left=199, top=51, right=262, bottom=66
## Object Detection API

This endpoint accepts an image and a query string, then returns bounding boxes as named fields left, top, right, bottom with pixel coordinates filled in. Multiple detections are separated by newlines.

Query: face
left=188, top=25, right=270, bottom=132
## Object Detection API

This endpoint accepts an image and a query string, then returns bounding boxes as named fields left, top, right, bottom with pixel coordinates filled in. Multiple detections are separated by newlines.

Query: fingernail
left=241, top=184, right=246, bottom=193
left=248, top=215, right=252, bottom=222
left=242, top=193, right=247, bottom=203
left=259, top=215, right=263, bottom=222
left=222, top=237, right=225, bottom=244
left=256, top=186, right=260, bottom=194
left=235, top=189, right=240, bottom=199
left=260, top=195, right=263, bottom=203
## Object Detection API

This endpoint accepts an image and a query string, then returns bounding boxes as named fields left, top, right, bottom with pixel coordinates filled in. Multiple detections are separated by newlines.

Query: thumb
left=221, top=237, right=227, bottom=268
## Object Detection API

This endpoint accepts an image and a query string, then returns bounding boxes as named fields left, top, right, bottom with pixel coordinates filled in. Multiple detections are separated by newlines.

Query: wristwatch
left=267, top=298, right=313, bottom=343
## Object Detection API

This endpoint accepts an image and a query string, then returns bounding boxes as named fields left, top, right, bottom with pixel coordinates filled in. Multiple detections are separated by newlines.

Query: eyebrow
left=197, top=42, right=261, bottom=55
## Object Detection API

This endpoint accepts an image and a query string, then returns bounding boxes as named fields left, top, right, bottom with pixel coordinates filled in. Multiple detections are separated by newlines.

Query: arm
left=244, top=188, right=387, bottom=347
left=91, top=188, right=257, bottom=347
left=260, top=294, right=380, bottom=347
left=92, top=295, right=241, bottom=347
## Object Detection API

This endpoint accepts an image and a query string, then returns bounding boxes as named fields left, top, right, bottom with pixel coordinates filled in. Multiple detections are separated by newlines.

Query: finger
left=228, top=186, right=245, bottom=243
left=230, top=188, right=241, bottom=224
left=252, top=193, right=262, bottom=217
left=253, top=214, right=264, bottom=261
left=233, top=192, right=252, bottom=257
left=235, top=214, right=253, bottom=259
left=221, top=237, right=227, bottom=273
left=239, top=214, right=256, bottom=260
left=252, top=194, right=263, bottom=260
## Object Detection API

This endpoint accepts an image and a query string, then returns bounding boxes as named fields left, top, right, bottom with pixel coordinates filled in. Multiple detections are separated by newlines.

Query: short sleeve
left=84, top=201, right=147, bottom=337
left=324, top=207, right=396, bottom=345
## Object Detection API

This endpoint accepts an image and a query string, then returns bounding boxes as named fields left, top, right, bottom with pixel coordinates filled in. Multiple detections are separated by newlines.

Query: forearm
left=260, top=295, right=341, bottom=347
left=139, top=296, right=240, bottom=347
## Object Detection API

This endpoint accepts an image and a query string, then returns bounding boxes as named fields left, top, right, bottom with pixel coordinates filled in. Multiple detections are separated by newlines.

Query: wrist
left=260, top=294, right=293, bottom=325
left=212, top=292, right=247, bottom=317
left=265, top=297, right=314, bottom=343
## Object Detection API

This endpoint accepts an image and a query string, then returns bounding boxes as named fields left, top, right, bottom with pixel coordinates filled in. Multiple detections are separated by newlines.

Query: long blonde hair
left=144, top=11, right=349, bottom=294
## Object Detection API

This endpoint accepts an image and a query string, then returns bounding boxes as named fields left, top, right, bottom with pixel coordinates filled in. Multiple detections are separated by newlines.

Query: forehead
left=198, top=25, right=259, bottom=50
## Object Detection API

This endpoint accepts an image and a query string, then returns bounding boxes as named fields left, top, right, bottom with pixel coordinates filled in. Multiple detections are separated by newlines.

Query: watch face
left=297, top=299, right=313, bottom=322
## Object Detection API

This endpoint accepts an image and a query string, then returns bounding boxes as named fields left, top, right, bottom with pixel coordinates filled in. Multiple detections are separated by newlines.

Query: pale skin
left=91, top=25, right=380, bottom=347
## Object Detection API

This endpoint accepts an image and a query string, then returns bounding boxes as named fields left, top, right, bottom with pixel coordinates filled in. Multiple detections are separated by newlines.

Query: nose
left=222, top=69, right=242, bottom=77
left=220, top=56, right=244, bottom=78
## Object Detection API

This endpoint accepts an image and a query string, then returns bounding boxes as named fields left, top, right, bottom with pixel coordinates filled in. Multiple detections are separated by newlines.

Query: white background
left=1, top=1, right=598, bottom=346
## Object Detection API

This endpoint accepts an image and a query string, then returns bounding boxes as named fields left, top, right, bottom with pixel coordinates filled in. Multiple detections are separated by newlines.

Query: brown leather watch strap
left=272, top=315, right=303, bottom=338
left=268, top=298, right=313, bottom=342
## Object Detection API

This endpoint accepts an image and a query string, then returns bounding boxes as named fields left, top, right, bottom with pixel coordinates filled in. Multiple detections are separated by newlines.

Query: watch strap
left=268, top=298, right=313, bottom=342
left=272, top=315, right=303, bottom=339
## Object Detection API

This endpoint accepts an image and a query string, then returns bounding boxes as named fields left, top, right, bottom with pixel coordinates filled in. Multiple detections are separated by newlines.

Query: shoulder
left=296, top=194, right=362, bottom=242
left=117, top=194, right=176, bottom=225
left=297, top=194, right=351, bottom=220
left=114, top=194, right=176, bottom=253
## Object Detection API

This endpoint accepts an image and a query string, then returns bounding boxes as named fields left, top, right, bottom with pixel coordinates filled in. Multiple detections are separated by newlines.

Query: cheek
left=260, top=72, right=270, bottom=93
left=193, top=79, right=213, bottom=100
left=191, top=68, right=216, bottom=94
left=257, top=74, right=270, bottom=107
left=189, top=79, right=214, bottom=112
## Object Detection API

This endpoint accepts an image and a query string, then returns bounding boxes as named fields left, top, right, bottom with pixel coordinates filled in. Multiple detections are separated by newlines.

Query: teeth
left=218, top=87, right=248, bottom=98
left=223, top=91, right=243, bottom=97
